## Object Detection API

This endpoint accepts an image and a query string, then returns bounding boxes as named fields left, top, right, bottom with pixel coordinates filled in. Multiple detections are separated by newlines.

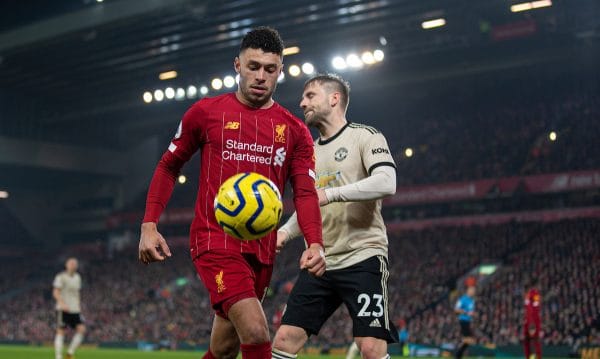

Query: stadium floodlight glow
left=178, top=175, right=187, bottom=184
left=200, top=85, right=209, bottom=96
left=511, top=0, right=552, bottom=12
left=159, top=70, right=178, bottom=81
left=143, top=91, right=153, bottom=103
left=278, top=72, right=285, bottom=83
left=165, top=87, right=175, bottom=99
left=301, top=62, right=315, bottom=75
left=361, top=51, right=376, bottom=65
left=532, top=0, right=552, bottom=9
left=511, top=2, right=533, bottom=12
left=549, top=131, right=557, bottom=141
left=422, top=18, right=446, bottom=29
left=175, top=87, right=185, bottom=100
left=283, top=46, right=300, bottom=56
left=379, top=36, right=388, bottom=46
left=223, top=75, right=236, bottom=88
left=288, top=64, right=301, bottom=77
left=187, top=85, right=197, bottom=98
left=373, top=49, right=385, bottom=62
left=346, top=54, right=363, bottom=68
left=211, top=78, right=223, bottom=90
left=153, top=89, right=164, bottom=102
left=96, top=0, right=103, bottom=2
left=0, top=191, right=9, bottom=199
left=332, top=56, right=347, bottom=70
left=405, top=148, right=414, bottom=158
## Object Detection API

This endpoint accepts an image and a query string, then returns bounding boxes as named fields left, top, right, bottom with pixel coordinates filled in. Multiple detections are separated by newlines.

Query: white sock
left=54, top=334, right=64, bottom=359
left=381, top=355, right=391, bottom=359
left=272, top=347, right=297, bottom=358
left=67, top=332, right=84, bottom=355
left=346, top=342, right=359, bottom=359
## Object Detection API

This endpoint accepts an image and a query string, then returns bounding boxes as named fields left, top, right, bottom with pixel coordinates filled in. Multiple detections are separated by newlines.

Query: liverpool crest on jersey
left=275, top=124, right=286, bottom=143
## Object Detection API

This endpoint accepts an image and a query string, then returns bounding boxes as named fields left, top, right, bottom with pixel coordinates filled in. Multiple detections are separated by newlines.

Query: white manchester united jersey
left=315, top=122, right=396, bottom=270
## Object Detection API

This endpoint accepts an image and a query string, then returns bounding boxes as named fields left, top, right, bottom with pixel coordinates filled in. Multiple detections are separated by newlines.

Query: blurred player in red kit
left=523, top=279, right=542, bottom=359
left=138, top=27, right=325, bottom=359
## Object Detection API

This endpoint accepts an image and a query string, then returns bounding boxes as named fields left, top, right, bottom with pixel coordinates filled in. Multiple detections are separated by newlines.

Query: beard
left=239, top=77, right=276, bottom=108
left=304, top=108, right=329, bottom=127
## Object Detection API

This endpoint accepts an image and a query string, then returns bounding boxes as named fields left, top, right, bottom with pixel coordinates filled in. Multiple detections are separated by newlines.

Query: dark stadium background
left=0, top=0, right=598, bottom=358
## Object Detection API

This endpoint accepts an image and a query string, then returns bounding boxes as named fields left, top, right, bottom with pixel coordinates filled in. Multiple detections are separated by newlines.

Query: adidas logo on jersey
left=369, top=318, right=382, bottom=328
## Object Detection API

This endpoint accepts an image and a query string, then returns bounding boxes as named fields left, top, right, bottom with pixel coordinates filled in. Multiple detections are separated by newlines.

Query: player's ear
left=234, top=57, right=241, bottom=74
left=330, top=92, right=341, bottom=108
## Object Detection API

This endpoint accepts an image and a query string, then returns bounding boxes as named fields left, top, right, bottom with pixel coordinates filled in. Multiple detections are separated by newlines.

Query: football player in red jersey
left=523, top=279, right=542, bottom=359
left=138, top=27, right=325, bottom=359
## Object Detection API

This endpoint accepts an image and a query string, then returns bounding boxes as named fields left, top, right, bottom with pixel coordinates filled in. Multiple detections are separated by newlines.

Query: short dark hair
left=240, top=26, right=284, bottom=56
left=304, top=73, right=351, bottom=112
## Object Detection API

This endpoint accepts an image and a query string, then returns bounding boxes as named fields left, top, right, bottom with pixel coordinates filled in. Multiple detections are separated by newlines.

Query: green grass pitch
left=0, top=345, right=387, bottom=359
left=0, top=345, right=574, bottom=359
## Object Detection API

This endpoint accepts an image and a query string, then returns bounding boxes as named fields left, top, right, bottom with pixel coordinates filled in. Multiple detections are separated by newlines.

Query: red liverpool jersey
left=524, top=288, right=541, bottom=323
left=144, top=93, right=322, bottom=264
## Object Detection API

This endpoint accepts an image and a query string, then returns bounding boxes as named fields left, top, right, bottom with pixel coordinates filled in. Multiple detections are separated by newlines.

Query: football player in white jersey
left=53, top=258, right=85, bottom=359
left=272, top=74, right=398, bottom=359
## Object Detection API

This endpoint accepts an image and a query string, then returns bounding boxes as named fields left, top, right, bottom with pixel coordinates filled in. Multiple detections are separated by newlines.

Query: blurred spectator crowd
left=2, top=219, right=598, bottom=352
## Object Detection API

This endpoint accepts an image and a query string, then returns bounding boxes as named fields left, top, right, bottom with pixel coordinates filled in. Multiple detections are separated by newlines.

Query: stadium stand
left=2, top=218, right=598, bottom=353
left=1, top=2, right=598, bottom=356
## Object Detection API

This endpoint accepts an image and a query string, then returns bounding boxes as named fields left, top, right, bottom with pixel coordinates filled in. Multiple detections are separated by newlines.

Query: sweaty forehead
left=240, top=48, right=282, bottom=65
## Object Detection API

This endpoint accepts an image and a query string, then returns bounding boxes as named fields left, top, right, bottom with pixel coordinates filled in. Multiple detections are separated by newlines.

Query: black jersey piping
left=368, top=162, right=397, bottom=175
left=317, top=122, right=351, bottom=145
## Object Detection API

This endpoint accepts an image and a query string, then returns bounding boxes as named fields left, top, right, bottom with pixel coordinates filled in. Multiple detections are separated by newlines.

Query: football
left=213, top=172, right=283, bottom=240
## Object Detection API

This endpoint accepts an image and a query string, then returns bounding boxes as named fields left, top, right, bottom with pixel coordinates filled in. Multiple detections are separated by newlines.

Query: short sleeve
left=53, top=275, right=62, bottom=289
left=360, top=131, right=396, bottom=175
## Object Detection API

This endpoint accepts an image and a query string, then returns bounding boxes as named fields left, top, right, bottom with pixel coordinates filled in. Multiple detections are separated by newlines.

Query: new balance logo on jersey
left=224, top=121, right=240, bottom=130
left=274, top=147, right=286, bottom=167
left=369, top=318, right=382, bottom=328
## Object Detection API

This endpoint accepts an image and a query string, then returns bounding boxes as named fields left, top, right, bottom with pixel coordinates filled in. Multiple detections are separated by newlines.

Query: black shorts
left=281, top=255, right=398, bottom=343
left=57, top=311, right=83, bottom=329
left=459, top=320, right=473, bottom=337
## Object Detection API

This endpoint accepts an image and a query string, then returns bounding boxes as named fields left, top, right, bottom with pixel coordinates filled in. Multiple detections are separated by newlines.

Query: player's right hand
left=139, top=222, right=172, bottom=264
left=59, top=303, right=70, bottom=312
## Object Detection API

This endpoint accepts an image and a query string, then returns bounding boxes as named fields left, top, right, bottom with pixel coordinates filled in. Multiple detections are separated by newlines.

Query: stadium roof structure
left=1, top=0, right=597, bottom=146
left=0, top=0, right=597, bottom=246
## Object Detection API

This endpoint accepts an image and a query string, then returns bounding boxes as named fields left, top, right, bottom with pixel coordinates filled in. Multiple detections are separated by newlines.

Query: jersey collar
left=317, top=122, right=350, bottom=145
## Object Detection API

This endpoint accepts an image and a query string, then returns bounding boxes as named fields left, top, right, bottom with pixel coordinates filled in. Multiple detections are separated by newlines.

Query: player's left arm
left=289, top=123, right=325, bottom=276
left=322, top=165, right=396, bottom=204
left=321, top=130, right=396, bottom=205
